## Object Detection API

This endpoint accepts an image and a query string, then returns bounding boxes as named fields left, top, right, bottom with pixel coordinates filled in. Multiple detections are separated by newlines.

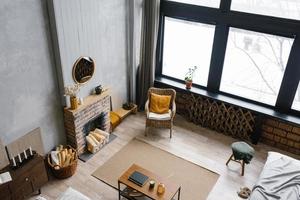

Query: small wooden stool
left=226, top=141, right=255, bottom=176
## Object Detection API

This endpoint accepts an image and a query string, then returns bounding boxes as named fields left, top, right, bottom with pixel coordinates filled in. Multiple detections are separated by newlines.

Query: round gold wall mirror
left=72, top=56, right=95, bottom=84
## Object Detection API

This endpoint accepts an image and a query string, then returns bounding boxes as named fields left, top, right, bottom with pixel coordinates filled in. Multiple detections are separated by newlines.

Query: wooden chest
left=0, top=154, right=48, bottom=200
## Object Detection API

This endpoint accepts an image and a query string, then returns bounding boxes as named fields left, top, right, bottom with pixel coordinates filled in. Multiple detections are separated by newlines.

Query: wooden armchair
left=145, top=87, right=176, bottom=138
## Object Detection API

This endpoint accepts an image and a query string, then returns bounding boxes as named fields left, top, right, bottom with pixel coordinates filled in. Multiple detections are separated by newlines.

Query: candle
left=149, top=180, right=155, bottom=189
left=29, top=146, right=33, bottom=156
left=17, top=153, right=22, bottom=163
left=23, top=150, right=27, bottom=159
left=12, top=157, right=16, bottom=166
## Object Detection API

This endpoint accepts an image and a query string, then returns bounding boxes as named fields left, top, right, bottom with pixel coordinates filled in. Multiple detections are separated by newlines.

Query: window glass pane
left=220, top=28, right=294, bottom=106
left=292, top=82, right=300, bottom=111
left=231, top=0, right=300, bottom=20
left=162, top=17, right=215, bottom=86
left=169, top=0, right=220, bottom=8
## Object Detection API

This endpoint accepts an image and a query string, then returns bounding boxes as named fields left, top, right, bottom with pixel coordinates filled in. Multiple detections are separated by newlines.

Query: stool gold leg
left=226, top=154, right=233, bottom=165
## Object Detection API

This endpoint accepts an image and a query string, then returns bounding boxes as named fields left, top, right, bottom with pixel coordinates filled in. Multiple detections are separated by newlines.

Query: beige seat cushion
left=148, top=110, right=171, bottom=120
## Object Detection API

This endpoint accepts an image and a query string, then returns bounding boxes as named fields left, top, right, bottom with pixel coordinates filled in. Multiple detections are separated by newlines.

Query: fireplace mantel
left=64, top=90, right=111, bottom=154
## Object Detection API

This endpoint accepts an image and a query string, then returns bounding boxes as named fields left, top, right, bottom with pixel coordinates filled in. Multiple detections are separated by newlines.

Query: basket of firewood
left=47, top=145, right=78, bottom=179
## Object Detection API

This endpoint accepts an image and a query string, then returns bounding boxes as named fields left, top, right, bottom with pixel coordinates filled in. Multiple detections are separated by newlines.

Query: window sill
left=155, top=76, right=300, bottom=125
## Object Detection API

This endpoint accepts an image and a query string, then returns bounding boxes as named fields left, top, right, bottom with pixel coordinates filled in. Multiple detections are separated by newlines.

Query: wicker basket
left=47, top=145, right=78, bottom=179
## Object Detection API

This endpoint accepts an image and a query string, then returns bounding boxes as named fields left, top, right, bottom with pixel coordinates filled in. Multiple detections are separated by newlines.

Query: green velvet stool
left=226, top=141, right=255, bottom=176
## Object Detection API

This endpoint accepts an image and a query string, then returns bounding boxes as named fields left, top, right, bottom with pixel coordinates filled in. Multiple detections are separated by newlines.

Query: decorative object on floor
left=92, top=139, right=219, bottom=200
left=56, top=187, right=91, bottom=200
left=47, top=145, right=78, bottom=179
left=78, top=133, right=117, bottom=162
left=145, top=87, right=176, bottom=138
left=0, top=153, right=48, bottom=200
left=116, top=103, right=137, bottom=120
left=226, top=141, right=255, bottom=176
left=95, top=85, right=103, bottom=95
left=176, top=92, right=256, bottom=141
left=237, top=187, right=251, bottom=199
left=110, top=103, right=137, bottom=131
left=64, top=84, right=81, bottom=110
left=72, top=56, right=95, bottom=84
left=86, top=128, right=109, bottom=154
left=122, top=102, right=136, bottom=110
left=118, top=164, right=180, bottom=200
left=184, top=66, right=197, bottom=89
left=110, top=111, right=121, bottom=131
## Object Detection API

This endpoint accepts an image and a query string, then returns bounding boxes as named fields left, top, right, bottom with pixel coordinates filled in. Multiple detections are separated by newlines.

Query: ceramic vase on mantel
left=70, top=96, right=78, bottom=110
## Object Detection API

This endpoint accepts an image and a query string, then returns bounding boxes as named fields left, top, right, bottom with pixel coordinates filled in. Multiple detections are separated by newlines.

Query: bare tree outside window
left=231, top=0, right=300, bottom=20
left=230, top=0, right=300, bottom=110
left=169, top=0, right=220, bottom=8
left=220, top=28, right=294, bottom=106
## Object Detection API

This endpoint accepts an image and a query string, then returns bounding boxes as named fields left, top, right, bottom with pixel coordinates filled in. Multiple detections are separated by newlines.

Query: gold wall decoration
left=72, top=56, right=95, bottom=84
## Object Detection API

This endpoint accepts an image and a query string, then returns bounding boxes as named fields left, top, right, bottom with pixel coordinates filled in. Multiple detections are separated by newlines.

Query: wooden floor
left=31, top=113, right=300, bottom=200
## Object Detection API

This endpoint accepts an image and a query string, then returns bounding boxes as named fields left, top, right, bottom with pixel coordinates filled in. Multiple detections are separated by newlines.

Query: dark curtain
left=136, top=0, right=160, bottom=110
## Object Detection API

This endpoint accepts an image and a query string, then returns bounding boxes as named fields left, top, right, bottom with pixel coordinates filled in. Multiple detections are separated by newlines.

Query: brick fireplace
left=64, top=91, right=111, bottom=155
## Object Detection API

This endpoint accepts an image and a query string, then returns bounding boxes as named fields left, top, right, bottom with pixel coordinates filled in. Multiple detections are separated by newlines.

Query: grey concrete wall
left=50, top=0, right=129, bottom=109
left=0, top=0, right=65, bottom=152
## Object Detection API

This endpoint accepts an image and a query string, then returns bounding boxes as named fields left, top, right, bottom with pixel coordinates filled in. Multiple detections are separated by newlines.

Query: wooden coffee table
left=118, top=164, right=181, bottom=200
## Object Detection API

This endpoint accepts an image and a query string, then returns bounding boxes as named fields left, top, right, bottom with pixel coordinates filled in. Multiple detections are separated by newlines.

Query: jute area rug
left=92, top=139, right=219, bottom=200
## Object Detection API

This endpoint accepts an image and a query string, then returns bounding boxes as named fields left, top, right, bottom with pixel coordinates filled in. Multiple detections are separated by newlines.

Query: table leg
left=178, top=187, right=181, bottom=200
left=118, top=181, right=121, bottom=200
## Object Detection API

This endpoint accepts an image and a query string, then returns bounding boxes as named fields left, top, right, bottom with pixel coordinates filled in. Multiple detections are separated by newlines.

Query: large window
left=162, top=17, right=215, bottom=87
left=292, top=82, right=300, bottom=111
left=231, top=0, right=300, bottom=20
left=158, top=0, right=300, bottom=116
left=169, top=0, right=220, bottom=8
left=220, top=28, right=293, bottom=106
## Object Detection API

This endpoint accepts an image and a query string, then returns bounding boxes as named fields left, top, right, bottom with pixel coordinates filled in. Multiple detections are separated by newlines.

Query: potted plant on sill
left=184, top=66, right=197, bottom=89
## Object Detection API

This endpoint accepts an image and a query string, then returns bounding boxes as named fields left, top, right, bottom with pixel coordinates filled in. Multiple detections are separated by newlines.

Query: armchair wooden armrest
left=145, top=100, right=149, bottom=117
left=171, top=101, right=176, bottom=118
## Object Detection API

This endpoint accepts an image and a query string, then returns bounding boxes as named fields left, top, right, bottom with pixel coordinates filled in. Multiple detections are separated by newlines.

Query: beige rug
left=92, top=139, right=219, bottom=200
